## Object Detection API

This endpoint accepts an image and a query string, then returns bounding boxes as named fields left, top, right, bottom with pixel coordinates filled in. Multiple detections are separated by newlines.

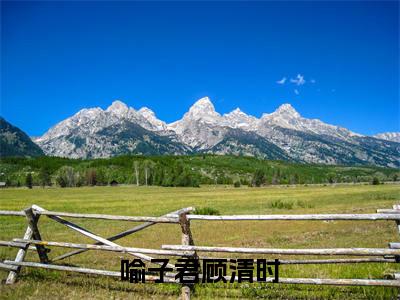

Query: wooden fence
left=1, top=204, right=400, bottom=299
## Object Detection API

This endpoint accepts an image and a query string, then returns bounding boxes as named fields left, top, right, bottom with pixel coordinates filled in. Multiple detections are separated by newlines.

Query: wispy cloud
left=276, top=74, right=317, bottom=95
left=276, top=77, right=287, bottom=85
left=290, top=74, right=306, bottom=86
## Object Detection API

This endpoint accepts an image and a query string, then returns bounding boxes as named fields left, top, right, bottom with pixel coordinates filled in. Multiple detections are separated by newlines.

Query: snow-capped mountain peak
left=192, top=96, right=213, bottom=107
left=223, top=107, right=258, bottom=130
left=74, top=107, right=103, bottom=119
left=188, top=97, right=218, bottom=115
left=106, top=100, right=130, bottom=115
left=138, top=106, right=155, bottom=116
left=166, top=97, right=223, bottom=148
left=259, top=103, right=301, bottom=129
left=183, top=96, right=221, bottom=123
left=258, top=103, right=360, bottom=140
left=273, top=103, right=301, bottom=118
left=227, top=108, right=244, bottom=115
left=138, top=107, right=167, bottom=131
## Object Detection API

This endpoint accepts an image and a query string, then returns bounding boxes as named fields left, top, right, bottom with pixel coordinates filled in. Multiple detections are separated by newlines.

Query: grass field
left=0, top=184, right=399, bottom=299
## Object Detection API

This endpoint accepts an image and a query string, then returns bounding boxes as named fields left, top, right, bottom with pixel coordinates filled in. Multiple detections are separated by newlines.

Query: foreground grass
left=0, top=184, right=399, bottom=299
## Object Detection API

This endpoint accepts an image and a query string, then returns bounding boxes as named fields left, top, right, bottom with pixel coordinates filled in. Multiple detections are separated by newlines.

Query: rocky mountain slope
left=0, top=117, right=44, bottom=157
left=373, top=132, right=400, bottom=143
left=33, top=97, right=399, bottom=167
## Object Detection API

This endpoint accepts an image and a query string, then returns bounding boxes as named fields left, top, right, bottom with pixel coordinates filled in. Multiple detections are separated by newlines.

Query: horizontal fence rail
left=162, top=245, right=400, bottom=256
left=187, top=214, right=400, bottom=221
left=34, top=210, right=180, bottom=223
left=1, top=260, right=399, bottom=287
left=0, top=210, right=26, bottom=216
left=0, top=239, right=194, bottom=256
left=196, top=256, right=396, bottom=264
left=3, top=210, right=400, bottom=221
left=1, top=204, right=400, bottom=299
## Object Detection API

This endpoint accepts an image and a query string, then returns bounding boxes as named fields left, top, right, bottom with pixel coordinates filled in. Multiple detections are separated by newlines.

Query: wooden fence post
left=179, top=212, right=197, bottom=300
left=6, top=225, right=33, bottom=284
left=6, top=206, right=49, bottom=284
left=24, top=207, right=49, bottom=263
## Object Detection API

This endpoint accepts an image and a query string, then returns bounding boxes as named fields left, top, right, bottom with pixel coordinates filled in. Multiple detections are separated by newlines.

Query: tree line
left=1, top=155, right=398, bottom=188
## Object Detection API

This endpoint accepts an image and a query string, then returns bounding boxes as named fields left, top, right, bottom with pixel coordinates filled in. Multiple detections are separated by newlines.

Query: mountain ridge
left=31, top=97, right=399, bottom=167
left=0, top=117, right=44, bottom=157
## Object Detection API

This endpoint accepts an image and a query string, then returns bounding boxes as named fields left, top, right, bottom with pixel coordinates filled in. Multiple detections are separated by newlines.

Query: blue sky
left=1, top=1, right=399, bottom=136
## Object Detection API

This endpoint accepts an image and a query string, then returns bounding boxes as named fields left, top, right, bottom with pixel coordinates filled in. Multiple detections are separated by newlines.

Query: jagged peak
left=230, top=108, right=243, bottom=114
left=106, top=100, right=130, bottom=114
left=194, top=96, right=212, bottom=104
left=182, top=97, right=221, bottom=122
left=224, top=107, right=254, bottom=119
left=76, top=107, right=102, bottom=115
left=138, top=107, right=155, bottom=116
left=189, top=97, right=215, bottom=112
left=138, top=106, right=166, bottom=130
left=273, top=103, right=300, bottom=118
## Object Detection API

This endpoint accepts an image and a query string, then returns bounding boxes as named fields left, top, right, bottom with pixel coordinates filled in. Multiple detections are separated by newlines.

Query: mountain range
left=28, top=97, right=399, bottom=168
left=1, top=97, right=398, bottom=167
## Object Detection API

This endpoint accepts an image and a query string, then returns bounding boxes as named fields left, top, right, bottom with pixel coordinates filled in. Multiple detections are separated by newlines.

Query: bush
left=296, top=200, right=315, bottom=209
left=268, top=200, right=294, bottom=210
left=233, top=181, right=241, bottom=188
left=372, top=177, right=380, bottom=185
left=55, top=166, right=75, bottom=187
left=194, top=207, right=220, bottom=215
left=252, top=169, right=266, bottom=187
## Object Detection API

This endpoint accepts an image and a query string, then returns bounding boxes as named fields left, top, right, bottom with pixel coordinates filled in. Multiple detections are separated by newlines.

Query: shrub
left=233, top=181, right=241, bottom=188
left=194, top=207, right=220, bottom=215
left=372, top=177, right=380, bottom=185
left=55, top=166, right=75, bottom=187
left=296, top=200, right=315, bottom=209
left=268, top=200, right=294, bottom=210
left=252, top=169, right=266, bottom=187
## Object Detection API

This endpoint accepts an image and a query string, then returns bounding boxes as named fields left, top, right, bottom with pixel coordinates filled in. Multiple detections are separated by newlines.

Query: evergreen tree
left=25, top=172, right=33, bottom=189
left=39, top=166, right=51, bottom=187
left=252, top=169, right=266, bottom=187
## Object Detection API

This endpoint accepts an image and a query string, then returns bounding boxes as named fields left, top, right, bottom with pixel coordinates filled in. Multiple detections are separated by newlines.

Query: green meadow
left=0, top=184, right=399, bottom=299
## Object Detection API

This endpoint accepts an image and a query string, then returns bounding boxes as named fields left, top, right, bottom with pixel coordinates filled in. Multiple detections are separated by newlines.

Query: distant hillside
left=0, top=117, right=44, bottom=157
left=0, top=155, right=398, bottom=187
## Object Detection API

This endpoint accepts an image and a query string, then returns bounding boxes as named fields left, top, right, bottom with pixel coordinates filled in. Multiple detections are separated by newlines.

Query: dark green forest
left=0, top=155, right=398, bottom=188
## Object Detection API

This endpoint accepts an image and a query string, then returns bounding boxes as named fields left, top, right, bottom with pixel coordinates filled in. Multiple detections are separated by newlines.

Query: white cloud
left=276, top=77, right=287, bottom=84
left=290, top=74, right=306, bottom=86
left=310, top=79, right=316, bottom=84
left=294, top=89, right=299, bottom=95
